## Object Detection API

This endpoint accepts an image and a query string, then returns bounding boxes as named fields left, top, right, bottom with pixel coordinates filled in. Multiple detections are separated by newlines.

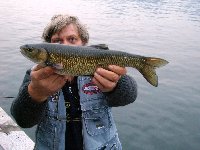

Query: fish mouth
left=20, top=45, right=26, bottom=55
left=20, top=44, right=32, bottom=59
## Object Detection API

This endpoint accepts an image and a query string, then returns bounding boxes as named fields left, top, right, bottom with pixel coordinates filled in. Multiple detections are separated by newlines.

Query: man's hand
left=28, top=65, right=73, bottom=103
left=92, top=65, right=127, bottom=92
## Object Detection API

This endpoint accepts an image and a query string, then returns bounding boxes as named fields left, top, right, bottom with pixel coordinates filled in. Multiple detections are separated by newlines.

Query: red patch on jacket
left=82, top=82, right=101, bottom=95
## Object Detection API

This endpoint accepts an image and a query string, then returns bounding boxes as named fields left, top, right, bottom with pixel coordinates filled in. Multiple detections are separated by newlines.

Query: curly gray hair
left=42, top=14, right=89, bottom=44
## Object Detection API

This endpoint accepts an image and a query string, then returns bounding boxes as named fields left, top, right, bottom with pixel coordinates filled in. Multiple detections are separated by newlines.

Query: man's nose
left=62, top=40, right=69, bottom=45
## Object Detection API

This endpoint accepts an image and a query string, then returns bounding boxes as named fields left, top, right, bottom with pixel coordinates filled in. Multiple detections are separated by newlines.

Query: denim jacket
left=35, top=76, right=121, bottom=150
left=11, top=70, right=137, bottom=150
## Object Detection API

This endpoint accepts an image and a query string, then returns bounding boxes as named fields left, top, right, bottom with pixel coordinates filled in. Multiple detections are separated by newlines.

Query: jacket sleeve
left=10, top=69, right=48, bottom=128
left=104, top=75, right=137, bottom=107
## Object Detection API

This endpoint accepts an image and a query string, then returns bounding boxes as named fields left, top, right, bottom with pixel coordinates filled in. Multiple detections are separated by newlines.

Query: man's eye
left=68, top=37, right=77, bottom=43
left=52, top=39, right=61, bottom=44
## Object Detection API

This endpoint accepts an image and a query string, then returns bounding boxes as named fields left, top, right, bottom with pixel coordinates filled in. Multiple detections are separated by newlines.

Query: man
left=11, top=14, right=137, bottom=150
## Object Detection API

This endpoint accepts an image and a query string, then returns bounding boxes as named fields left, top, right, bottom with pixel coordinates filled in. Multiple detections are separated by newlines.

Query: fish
left=20, top=43, right=169, bottom=87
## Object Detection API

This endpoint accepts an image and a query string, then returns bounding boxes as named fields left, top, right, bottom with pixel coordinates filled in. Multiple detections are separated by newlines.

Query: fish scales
left=20, top=43, right=168, bottom=87
left=47, top=45, right=135, bottom=75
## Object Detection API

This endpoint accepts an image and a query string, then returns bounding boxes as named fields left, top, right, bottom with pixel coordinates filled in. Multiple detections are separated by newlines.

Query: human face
left=51, top=24, right=83, bottom=46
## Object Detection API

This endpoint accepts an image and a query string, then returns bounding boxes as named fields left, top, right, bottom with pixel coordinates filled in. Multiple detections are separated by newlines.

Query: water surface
left=0, top=0, right=200, bottom=149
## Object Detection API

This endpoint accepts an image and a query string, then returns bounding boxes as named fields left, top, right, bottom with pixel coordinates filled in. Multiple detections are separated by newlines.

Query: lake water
left=0, top=0, right=200, bottom=149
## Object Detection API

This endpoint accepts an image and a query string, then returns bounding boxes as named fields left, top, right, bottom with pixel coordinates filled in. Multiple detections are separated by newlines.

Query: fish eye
left=28, top=49, right=33, bottom=52
left=27, top=48, right=35, bottom=53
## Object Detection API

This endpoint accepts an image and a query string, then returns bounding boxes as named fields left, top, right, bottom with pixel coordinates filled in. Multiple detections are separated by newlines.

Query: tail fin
left=139, top=57, right=169, bottom=87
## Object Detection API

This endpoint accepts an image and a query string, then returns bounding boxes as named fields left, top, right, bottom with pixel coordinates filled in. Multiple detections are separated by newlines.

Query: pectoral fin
left=53, top=63, right=64, bottom=70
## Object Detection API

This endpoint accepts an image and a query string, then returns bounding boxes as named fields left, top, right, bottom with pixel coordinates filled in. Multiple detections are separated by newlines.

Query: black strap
left=62, top=79, right=83, bottom=149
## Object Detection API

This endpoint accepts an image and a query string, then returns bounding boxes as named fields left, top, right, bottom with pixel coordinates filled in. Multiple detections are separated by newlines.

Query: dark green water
left=0, top=0, right=200, bottom=149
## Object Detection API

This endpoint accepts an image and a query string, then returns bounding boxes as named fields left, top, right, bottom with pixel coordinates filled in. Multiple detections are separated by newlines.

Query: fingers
left=31, top=64, right=43, bottom=71
left=108, top=65, right=127, bottom=75
left=92, top=72, right=117, bottom=92
left=92, top=77, right=105, bottom=91
left=28, top=65, right=77, bottom=103
left=47, top=75, right=66, bottom=93
left=92, top=65, right=127, bottom=92
left=31, top=65, right=55, bottom=80
left=28, top=74, right=66, bottom=103
left=63, top=75, right=74, bottom=82
left=49, top=74, right=65, bottom=84
left=96, top=68, right=120, bottom=82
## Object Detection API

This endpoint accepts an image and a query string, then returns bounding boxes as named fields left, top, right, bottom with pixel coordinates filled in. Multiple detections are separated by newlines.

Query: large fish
left=20, top=43, right=168, bottom=87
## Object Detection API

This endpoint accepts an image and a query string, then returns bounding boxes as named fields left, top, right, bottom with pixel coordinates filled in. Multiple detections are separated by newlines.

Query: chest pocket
left=78, top=76, right=105, bottom=102
left=83, top=107, right=111, bottom=136
left=78, top=76, right=112, bottom=136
